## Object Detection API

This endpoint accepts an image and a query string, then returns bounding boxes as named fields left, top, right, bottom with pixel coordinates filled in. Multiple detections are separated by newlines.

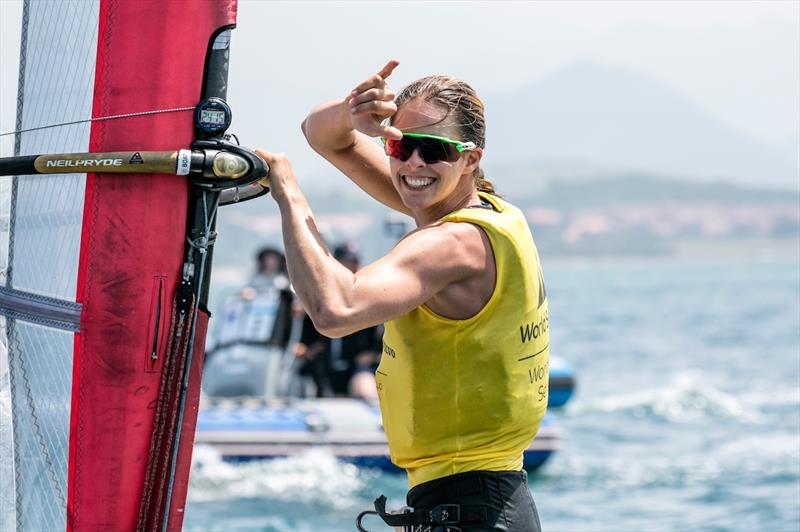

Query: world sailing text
left=519, top=309, right=549, bottom=343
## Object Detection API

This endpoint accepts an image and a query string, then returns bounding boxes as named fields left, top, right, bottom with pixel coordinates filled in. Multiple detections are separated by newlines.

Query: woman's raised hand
left=346, top=60, right=403, bottom=140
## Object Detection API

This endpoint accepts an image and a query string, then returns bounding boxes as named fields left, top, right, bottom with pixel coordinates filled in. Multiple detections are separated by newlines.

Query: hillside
left=483, top=62, right=799, bottom=190
left=210, top=173, right=799, bottom=270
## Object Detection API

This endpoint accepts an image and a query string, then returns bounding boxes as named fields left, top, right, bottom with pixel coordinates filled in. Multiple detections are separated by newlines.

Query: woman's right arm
left=301, top=61, right=412, bottom=216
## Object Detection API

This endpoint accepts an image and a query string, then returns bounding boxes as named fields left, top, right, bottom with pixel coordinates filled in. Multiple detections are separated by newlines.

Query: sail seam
left=8, top=1, right=29, bottom=527
left=7, top=0, right=31, bottom=292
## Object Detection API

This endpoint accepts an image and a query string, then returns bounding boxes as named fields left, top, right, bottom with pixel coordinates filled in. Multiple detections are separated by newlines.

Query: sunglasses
left=382, top=133, right=477, bottom=164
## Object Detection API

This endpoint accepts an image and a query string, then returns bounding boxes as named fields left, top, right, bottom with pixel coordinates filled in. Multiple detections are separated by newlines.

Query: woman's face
left=389, top=98, right=481, bottom=213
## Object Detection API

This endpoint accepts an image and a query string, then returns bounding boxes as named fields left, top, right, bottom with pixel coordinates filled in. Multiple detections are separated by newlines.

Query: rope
left=161, top=191, right=219, bottom=532
left=136, top=295, right=182, bottom=531
left=0, top=106, right=195, bottom=137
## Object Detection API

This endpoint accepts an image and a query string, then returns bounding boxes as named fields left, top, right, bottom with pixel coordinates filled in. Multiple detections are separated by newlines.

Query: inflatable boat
left=194, top=397, right=563, bottom=472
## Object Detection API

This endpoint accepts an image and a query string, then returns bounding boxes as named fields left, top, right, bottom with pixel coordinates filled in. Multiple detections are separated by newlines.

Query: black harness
left=356, top=495, right=489, bottom=532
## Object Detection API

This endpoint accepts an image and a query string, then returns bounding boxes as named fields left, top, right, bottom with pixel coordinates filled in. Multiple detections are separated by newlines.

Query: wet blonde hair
left=391, top=75, right=497, bottom=195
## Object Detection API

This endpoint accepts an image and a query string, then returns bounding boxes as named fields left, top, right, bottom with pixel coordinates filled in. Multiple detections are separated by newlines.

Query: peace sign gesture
left=346, top=60, right=403, bottom=140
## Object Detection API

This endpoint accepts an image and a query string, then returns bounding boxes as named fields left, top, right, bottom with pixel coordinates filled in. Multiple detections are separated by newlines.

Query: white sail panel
left=6, top=320, right=73, bottom=531
left=8, top=0, right=99, bottom=301
left=0, top=317, right=13, bottom=531
left=0, top=1, right=100, bottom=530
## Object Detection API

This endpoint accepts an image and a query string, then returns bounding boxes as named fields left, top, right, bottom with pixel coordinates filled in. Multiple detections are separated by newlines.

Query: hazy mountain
left=483, top=62, right=799, bottom=191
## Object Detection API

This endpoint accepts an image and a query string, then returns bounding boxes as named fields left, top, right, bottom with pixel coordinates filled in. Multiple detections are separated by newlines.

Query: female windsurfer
left=257, top=60, right=549, bottom=531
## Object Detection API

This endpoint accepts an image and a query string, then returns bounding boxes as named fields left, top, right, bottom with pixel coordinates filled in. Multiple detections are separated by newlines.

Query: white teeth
left=403, top=175, right=435, bottom=188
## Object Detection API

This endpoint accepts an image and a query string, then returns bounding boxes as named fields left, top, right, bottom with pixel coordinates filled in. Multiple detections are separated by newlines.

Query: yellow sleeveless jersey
left=377, top=192, right=550, bottom=487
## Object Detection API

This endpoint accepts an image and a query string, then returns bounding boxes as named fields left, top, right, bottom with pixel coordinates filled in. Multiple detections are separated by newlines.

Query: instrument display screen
left=200, top=109, right=226, bottom=126
left=194, top=98, right=232, bottom=136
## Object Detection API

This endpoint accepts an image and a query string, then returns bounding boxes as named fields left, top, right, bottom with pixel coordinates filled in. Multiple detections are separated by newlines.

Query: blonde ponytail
left=473, top=166, right=496, bottom=195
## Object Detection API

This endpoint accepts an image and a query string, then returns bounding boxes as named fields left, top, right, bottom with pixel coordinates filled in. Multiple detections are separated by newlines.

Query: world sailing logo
left=518, top=260, right=549, bottom=344
left=520, top=309, right=549, bottom=343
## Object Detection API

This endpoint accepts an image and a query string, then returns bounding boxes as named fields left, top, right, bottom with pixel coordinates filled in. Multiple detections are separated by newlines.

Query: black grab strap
left=356, top=495, right=488, bottom=531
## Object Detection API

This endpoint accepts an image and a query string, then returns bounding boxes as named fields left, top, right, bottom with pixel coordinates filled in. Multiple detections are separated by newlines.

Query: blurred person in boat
left=257, top=59, right=548, bottom=532
left=202, top=247, right=295, bottom=398
left=246, top=246, right=290, bottom=294
left=293, top=241, right=382, bottom=400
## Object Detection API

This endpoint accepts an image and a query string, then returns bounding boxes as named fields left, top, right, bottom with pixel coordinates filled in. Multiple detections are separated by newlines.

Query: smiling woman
left=389, top=74, right=497, bottom=196
left=258, top=60, right=549, bottom=531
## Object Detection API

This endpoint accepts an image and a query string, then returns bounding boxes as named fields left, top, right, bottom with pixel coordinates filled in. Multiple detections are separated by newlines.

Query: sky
left=1, top=0, right=798, bottom=183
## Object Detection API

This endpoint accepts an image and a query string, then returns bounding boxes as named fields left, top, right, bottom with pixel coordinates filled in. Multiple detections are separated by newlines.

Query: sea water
left=1, top=258, right=797, bottom=531
left=184, top=257, right=800, bottom=531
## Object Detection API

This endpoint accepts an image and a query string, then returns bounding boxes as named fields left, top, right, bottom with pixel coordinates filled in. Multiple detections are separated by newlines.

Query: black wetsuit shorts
left=406, top=470, right=542, bottom=532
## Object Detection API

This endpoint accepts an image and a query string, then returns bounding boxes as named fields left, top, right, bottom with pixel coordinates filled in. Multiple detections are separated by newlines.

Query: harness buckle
left=429, top=504, right=460, bottom=525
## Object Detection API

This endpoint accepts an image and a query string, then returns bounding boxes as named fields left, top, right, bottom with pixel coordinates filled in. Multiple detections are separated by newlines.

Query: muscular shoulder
left=398, top=221, right=491, bottom=277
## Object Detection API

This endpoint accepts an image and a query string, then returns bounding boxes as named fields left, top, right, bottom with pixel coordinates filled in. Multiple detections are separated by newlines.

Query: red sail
left=65, top=1, right=236, bottom=530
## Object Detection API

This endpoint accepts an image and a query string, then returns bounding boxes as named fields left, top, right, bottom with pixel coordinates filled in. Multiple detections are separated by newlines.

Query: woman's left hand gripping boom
left=255, top=149, right=488, bottom=338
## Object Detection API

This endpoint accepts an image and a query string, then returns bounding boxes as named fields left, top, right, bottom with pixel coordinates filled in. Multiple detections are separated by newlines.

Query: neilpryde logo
left=46, top=159, right=122, bottom=168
